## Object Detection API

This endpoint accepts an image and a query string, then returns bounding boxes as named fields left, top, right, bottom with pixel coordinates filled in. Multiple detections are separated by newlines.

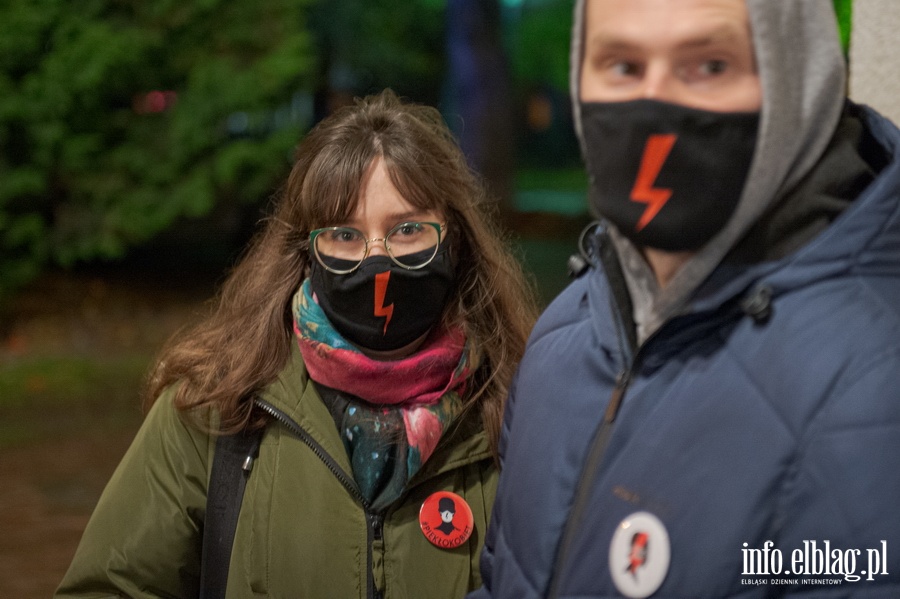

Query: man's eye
left=699, top=59, right=728, bottom=76
left=609, top=60, right=641, bottom=78
left=586, top=54, right=642, bottom=80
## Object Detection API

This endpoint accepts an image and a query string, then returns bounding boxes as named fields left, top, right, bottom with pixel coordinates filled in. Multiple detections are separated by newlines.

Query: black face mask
left=308, top=247, right=455, bottom=351
left=581, top=99, right=759, bottom=251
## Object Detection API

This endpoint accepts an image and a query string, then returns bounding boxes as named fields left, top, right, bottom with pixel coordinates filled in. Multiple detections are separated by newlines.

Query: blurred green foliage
left=833, top=0, right=853, bottom=54
left=0, top=352, right=149, bottom=447
left=0, top=0, right=317, bottom=303
left=308, top=0, right=445, bottom=103
left=516, top=167, right=586, bottom=193
left=0, top=353, right=148, bottom=411
left=507, top=1, right=572, bottom=93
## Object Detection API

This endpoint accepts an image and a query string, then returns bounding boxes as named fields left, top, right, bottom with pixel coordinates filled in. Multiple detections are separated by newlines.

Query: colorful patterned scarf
left=293, top=281, right=471, bottom=509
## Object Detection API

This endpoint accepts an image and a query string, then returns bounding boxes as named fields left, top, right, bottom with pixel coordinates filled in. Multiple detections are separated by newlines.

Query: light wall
left=849, top=0, right=900, bottom=124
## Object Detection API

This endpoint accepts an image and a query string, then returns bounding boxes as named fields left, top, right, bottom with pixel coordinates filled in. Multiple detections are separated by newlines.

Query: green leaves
left=832, top=0, right=853, bottom=54
left=0, top=0, right=316, bottom=303
left=508, top=1, right=572, bottom=92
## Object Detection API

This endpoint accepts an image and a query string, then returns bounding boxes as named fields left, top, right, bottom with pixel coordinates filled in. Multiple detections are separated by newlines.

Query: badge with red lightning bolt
left=630, top=134, right=677, bottom=231
left=374, top=271, right=394, bottom=334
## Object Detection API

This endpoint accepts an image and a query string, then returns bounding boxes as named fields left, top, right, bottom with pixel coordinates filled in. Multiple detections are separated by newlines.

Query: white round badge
left=608, top=511, right=670, bottom=598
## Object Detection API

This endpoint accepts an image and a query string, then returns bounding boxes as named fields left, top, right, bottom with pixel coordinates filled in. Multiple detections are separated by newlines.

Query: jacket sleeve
left=782, top=349, right=900, bottom=596
left=467, top=364, right=523, bottom=599
left=55, top=388, right=212, bottom=598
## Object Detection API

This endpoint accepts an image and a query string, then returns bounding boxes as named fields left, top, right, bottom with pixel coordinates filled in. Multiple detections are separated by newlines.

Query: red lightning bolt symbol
left=374, top=271, right=394, bottom=334
left=627, top=532, right=649, bottom=576
left=630, top=134, right=677, bottom=231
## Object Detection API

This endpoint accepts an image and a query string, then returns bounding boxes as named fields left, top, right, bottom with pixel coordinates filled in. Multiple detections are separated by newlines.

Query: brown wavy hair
left=146, top=89, right=538, bottom=457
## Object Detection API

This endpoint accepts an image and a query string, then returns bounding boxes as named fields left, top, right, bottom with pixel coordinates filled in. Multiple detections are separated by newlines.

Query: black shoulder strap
left=199, top=427, right=264, bottom=599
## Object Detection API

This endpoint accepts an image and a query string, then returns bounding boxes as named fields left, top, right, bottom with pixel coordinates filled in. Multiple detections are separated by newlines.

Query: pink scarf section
left=293, top=283, right=469, bottom=407
left=296, top=328, right=468, bottom=405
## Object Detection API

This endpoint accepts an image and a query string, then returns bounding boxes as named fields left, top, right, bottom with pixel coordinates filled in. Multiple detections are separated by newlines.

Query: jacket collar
left=256, top=342, right=493, bottom=483
left=691, top=105, right=900, bottom=314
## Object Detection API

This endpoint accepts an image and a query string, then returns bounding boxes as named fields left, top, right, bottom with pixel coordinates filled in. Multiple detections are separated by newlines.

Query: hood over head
left=570, top=0, right=848, bottom=342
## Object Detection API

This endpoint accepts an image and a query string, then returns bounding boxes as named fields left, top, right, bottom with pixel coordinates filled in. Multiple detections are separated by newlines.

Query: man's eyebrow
left=586, top=23, right=745, bottom=53
left=677, top=25, right=745, bottom=50
left=584, top=34, right=636, bottom=54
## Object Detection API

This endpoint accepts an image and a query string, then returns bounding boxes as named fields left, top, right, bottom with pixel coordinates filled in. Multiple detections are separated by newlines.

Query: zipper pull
left=241, top=455, right=255, bottom=472
left=604, top=371, right=631, bottom=424
left=241, top=429, right=263, bottom=473
left=370, top=512, right=384, bottom=541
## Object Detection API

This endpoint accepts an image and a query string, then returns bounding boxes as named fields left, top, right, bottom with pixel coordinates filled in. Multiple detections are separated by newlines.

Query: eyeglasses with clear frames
left=309, top=221, right=446, bottom=274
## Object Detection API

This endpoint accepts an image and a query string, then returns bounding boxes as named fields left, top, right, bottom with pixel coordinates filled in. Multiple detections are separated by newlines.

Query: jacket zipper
left=546, top=304, right=730, bottom=596
left=254, top=398, right=383, bottom=599
left=547, top=226, right=643, bottom=599
left=368, top=512, right=384, bottom=599
left=545, top=368, right=633, bottom=599
left=548, top=226, right=761, bottom=596
left=255, top=398, right=367, bottom=505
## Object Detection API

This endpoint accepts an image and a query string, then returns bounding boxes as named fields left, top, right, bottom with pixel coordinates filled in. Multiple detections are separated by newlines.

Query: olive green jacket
left=55, top=346, right=498, bottom=598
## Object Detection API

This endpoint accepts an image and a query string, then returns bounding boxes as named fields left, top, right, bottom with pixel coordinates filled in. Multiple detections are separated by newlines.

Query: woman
left=56, top=90, right=538, bottom=598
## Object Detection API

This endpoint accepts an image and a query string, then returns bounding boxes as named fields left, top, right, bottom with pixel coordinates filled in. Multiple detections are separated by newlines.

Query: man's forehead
left=584, top=0, right=754, bottom=52
left=585, top=0, right=750, bottom=32
left=588, top=22, right=748, bottom=50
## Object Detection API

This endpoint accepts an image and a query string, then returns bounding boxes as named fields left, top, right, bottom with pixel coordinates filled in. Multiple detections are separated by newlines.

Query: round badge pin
left=608, top=511, right=670, bottom=598
left=419, top=491, right=474, bottom=549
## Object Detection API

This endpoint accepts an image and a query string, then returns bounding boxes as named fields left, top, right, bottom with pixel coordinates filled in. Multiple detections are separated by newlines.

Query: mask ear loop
left=567, top=220, right=603, bottom=278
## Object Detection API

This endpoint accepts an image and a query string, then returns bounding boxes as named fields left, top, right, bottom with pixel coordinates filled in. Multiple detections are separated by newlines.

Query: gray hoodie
left=570, top=0, right=847, bottom=342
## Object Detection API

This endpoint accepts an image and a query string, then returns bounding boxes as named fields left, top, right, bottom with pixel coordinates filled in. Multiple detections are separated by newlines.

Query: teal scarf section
left=293, top=281, right=471, bottom=509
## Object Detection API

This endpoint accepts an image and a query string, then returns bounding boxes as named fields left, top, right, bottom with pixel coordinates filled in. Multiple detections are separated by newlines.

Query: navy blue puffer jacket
left=471, top=107, right=900, bottom=598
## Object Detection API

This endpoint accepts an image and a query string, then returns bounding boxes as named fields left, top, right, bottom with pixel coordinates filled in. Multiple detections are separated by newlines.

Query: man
left=471, top=1, right=900, bottom=597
